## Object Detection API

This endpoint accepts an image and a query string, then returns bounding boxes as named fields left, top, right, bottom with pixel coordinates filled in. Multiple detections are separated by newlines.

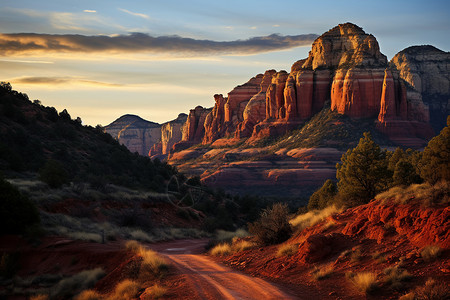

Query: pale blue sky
left=1, top=0, right=449, bottom=125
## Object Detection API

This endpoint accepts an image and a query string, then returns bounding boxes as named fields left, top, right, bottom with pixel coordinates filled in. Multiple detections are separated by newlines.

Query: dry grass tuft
left=348, top=272, right=378, bottom=294
left=290, top=205, right=341, bottom=231
left=145, top=284, right=167, bottom=299
left=74, top=290, right=103, bottom=300
left=420, top=245, right=442, bottom=262
left=383, top=266, right=412, bottom=290
left=108, top=279, right=140, bottom=300
left=414, top=278, right=449, bottom=299
left=125, top=240, right=141, bottom=252
left=372, top=251, right=387, bottom=263
left=232, top=240, right=255, bottom=252
left=137, top=248, right=169, bottom=278
left=311, top=264, right=334, bottom=280
left=276, top=243, right=298, bottom=257
left=376, top=181, right=450, bottom=206
left=125, top=240, right=169, bottom=279
left=210, top=243, right=233, bottom=256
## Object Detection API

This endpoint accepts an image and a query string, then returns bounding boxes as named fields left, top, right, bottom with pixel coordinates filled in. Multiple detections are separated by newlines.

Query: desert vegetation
left=306, top=117, right=450, bottom=209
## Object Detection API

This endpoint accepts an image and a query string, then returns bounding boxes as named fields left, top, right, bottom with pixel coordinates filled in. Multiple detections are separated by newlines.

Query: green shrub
left=420, top=116, right=450, bottom=184
left=307, top=179, right=337, bottom=210
left=39, top=159, right=69, bottom=188
left=336, top=132, right=391, bottom=204
left=0, top=177, right=40, bottom=234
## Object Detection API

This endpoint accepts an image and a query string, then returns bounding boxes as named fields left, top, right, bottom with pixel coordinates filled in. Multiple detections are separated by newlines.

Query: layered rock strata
left=104, top=114, right=161, bottom=156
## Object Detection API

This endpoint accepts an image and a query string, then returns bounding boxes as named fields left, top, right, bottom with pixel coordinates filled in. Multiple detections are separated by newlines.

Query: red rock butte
left=172, top=23, right=445, bottom=151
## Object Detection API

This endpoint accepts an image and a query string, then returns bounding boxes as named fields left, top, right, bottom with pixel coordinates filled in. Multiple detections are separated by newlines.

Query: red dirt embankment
left=218, top=199, right=450, bottom=299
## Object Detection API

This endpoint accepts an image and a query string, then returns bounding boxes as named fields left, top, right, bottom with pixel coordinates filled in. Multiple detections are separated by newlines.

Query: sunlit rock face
left=389, top=45, right=450, bottom=133
left=178, top=23, right=440, bottom=148
left=104, top=114, right=161, bottom=156
left=149, top=113, right=187, bottom=157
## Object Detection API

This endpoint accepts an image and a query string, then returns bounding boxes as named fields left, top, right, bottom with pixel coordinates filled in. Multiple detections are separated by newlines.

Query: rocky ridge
left=173, top=23, right=443, bottom=151
left=104, top=113, right=187, bottom=157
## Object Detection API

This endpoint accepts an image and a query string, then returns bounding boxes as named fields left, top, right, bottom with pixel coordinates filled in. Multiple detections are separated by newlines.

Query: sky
left=1, top=0, right=449, bottom=126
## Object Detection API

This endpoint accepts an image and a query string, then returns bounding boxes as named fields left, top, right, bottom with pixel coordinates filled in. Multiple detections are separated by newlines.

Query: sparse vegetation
left=383, top=266, right=412, bottom=290
left=248, top=203, right=292, bottom=245
left=290, top=205, right=341, bottom=231
left=145, top=284, right=168, bottom=299
left=348, top=272, right=378, bottom=294
left=0, top=177, right=40, bottom=235
left=125, top=241, right=168, bottom=279
left=420, top=245, right=442, bottom=262
left=276, top=243, right=298, bottom=257
left=376, top=181, right=449, bottom=206
left=232, top=240, right=255, bottom=252
left=311, top=263, right=334, bottom=280
left=413, top=278, right=449, bottom=300
left=49, top=268, right=105, bottom=299
left=210, top=243, right=233, bottom=256
left=109, top=279, right=141, bottom=300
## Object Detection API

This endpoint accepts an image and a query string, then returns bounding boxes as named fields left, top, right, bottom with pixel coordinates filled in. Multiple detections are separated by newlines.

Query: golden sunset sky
left=1, top=0, right=449, bottom=126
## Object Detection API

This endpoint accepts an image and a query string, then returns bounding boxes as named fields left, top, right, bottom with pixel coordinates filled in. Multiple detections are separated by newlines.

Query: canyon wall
left=104, top=114, right=161, bottom=156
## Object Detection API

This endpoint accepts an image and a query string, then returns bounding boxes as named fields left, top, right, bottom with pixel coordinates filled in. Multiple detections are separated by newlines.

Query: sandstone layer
left=104, top=114, right=161, bottom=156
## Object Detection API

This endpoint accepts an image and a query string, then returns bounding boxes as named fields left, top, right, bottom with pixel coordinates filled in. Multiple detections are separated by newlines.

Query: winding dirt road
left=147, top=239, right=297, bottom=300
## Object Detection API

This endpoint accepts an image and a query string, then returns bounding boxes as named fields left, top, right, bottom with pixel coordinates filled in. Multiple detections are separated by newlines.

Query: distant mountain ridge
left=104, top=113, right=187, bottom=157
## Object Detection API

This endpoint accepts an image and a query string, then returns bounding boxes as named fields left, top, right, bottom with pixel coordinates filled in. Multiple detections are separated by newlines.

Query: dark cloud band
left=0, top=32, right=318, bottom=56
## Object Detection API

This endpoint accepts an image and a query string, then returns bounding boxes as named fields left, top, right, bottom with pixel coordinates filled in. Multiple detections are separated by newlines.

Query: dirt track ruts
left=147, top=239, right=297, bottom=300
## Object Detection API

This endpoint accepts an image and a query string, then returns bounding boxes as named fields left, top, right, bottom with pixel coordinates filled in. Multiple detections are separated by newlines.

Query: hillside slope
left=217, top=194, right=449, bottom=299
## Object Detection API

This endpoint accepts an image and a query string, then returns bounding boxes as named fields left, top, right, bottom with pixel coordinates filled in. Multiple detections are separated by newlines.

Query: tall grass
left=290, top=205, right=341, bottom=231
left=311, top=263, right=334, bottom=280
left=420, top=245, right=442, bottom=262
left=49, top=268, right=105, bottom=299
left=125, top=240, right=169, bottom=278
left=376, top=181, right=450, bottom=206
left=108, top=279, right=140, bottom=300
left=348, top=272, right=378, bottom=294
left=210, top=243, right=233, bottom=256
left=145, top=284, right=167, bottom=299
left=276, top=243, right=298, bottom=257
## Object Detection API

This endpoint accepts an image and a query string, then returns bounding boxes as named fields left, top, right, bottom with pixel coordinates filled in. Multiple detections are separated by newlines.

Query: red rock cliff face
left=175, top=23, right=442, bottom=149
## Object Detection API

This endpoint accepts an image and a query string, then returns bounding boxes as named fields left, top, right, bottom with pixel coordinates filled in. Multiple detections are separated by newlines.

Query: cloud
left=118, top=8, right=150, bottom=19
left=11, top=76, right=123, bottom=87
left=84, top=10, right=97, bottom=13
left=0, top=32, right=318, bottom=56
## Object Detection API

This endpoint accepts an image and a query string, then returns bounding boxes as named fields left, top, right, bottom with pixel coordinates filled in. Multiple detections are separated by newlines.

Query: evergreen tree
left=308, top=179, right=337, bottom=210
left=420, top=116, right=450, bottom=184
left=336, top=132, right=390, bottom=203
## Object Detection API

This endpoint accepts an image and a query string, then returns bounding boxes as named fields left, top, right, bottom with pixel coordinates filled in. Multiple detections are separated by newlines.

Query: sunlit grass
left=276, top=243, right=298, bottom=257
left=290, top=205, right=341, bottom=231
left=348, top=272, right=378, bottom=294
left=420, top=245, right=442, bottom=262
left=210, top=243, right=233, bottom=256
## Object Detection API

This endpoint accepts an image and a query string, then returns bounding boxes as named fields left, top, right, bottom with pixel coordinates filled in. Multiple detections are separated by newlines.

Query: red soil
left=217, top=200, right=450, bottom=299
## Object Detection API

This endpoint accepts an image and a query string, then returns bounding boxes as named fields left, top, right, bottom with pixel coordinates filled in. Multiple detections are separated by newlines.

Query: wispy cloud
left=0, top=32, right=318, bottom=56
left=11, top=76, right=123, bottom=87
left=118, top=8, right=150, bottom=19
left=83, top=10, right=97, bottom=13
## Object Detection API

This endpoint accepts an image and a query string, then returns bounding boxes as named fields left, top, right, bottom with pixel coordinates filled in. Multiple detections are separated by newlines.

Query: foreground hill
left=214, top=188, right=449, bottom=299
left=0, top=82, right=177, bottom=190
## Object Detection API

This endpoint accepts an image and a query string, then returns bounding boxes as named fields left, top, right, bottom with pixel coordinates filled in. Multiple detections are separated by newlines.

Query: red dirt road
left=147, top=239, right=298, bottom=300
